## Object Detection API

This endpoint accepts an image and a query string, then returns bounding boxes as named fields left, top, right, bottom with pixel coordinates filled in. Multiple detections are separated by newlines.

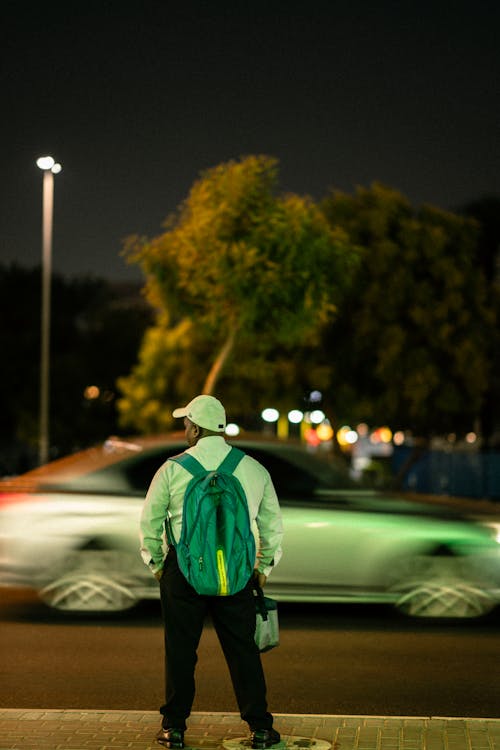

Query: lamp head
left=36, top=156, right=62, bottom=174
left=37, top=156, right=55, bottom=170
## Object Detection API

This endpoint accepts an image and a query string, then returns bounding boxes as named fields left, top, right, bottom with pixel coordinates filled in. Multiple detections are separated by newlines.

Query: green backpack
left=167, top=447, right=256, bottom=596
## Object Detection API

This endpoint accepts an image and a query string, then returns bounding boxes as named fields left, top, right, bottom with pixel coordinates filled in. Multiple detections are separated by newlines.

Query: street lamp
left=36, top=155, right=62, bottom=466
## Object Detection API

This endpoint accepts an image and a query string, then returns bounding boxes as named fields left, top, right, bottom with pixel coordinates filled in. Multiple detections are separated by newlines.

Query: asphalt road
left=1, top=588, right=499, bottom=718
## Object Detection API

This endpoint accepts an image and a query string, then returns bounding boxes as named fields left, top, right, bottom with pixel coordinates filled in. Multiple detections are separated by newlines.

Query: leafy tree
left=118, top=156, right=358, bottom=431
left=320, top=183, right=493, bottom=438
left=117, top=315, right=199, bottom=434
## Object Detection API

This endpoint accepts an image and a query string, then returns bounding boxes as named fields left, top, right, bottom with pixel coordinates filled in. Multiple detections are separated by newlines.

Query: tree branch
left=202, top=326, right=238, bottom=395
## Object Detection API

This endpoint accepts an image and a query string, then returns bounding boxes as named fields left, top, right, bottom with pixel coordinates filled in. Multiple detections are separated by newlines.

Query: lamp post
left=36, top=156, right=62, bottom=466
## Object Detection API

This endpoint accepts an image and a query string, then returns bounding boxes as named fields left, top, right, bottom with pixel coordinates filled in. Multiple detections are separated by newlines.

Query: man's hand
left=254, top=571, right=267, bottom=588
left=154, top=569, right=163, bottom=582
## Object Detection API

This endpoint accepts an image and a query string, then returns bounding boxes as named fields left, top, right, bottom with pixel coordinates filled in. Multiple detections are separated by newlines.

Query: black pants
left=159, top=547, right=273, bottom=732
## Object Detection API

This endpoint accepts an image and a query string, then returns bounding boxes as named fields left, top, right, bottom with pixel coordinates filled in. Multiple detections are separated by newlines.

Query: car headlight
left=483, top=522, right=500, bottom=544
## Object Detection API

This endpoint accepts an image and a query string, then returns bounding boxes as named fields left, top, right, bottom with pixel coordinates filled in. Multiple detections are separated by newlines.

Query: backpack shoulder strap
left=169, top=452, right=206, bottom=477
left=217, top=446, right=245, bottom=475
left=165, top=452, right=205, bottom=548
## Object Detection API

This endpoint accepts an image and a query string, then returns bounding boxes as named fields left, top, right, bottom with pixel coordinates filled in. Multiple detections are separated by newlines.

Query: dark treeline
left=0, top=264, right=152, bottom=475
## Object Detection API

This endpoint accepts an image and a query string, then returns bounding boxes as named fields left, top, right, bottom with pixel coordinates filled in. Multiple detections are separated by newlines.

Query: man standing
left=140, top=395, right=284, bottom=749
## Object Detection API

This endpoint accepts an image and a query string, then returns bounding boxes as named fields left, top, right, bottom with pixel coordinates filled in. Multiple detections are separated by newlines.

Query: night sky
left=1, top=0, right=499, bottom=281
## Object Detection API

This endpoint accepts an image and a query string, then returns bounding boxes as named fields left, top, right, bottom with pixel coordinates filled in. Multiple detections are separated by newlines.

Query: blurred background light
left=288, top=409, right=304, bottom=424
left=378, top=427, right=393, bottom=443
left=337, top=425, right=357, bottom=446
left=304, top=427, right=321, bottom=447
left=316, top=422, right=334, bottom=441
left=225, top=423, right=240, bottom=436
left=261, top=407, right=279, bottom=423
left=370, top=426, right=393, bottom=444
left=84, top=385, right=100, bottom=400
left=308, top=390, right=322, bottom=403
left=310, top=409, right=325, bottom=424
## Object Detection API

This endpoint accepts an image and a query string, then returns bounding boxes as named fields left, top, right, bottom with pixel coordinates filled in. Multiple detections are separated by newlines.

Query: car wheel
left=39, top=548, right=139, bottom=612
left=390, top=554, right=495, bottom=619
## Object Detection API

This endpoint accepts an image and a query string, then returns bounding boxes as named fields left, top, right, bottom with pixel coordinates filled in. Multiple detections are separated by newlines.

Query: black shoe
left=251, top=728, right=281, bottom=749
left=156, top=726, right=185, bottom=748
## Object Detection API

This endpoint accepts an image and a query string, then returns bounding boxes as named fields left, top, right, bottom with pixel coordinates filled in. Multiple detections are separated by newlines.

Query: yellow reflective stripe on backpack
left=216, top=548, right=228, bottom=595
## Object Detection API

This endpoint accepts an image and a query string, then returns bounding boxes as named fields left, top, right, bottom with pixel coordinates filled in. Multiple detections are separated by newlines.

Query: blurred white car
left=1, top=434, right=499, bottom=618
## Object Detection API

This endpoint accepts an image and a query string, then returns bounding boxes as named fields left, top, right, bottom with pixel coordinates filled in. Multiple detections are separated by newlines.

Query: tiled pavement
left=0, top=710, right=499, bottom=750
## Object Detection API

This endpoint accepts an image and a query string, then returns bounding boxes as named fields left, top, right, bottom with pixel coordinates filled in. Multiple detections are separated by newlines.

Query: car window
left=239, top=447, right=325, bottom=496
left=239, top=444, right=355, bottom=493
left=123, top=447, right=184, bottom=493
left=87, top=445, right=186, bottom=495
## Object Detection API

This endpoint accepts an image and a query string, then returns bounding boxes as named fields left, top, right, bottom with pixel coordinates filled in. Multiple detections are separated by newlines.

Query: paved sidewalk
left=0, top=710, right=499, bottom=750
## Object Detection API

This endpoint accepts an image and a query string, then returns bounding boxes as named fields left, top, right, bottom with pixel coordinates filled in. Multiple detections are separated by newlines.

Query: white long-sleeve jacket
left=140, top=435, right=283, bottom=578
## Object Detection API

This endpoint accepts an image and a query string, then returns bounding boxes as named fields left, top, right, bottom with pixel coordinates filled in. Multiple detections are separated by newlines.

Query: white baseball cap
left=172, top=395, right=226, bottom=432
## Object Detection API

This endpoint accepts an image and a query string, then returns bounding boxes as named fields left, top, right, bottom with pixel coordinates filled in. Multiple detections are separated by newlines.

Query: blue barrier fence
left=392, top=446, right=500, bottom=501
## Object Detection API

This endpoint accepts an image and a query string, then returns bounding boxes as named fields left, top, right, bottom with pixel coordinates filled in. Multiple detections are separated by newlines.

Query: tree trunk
left=202, top=326, right=238, bottom=395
